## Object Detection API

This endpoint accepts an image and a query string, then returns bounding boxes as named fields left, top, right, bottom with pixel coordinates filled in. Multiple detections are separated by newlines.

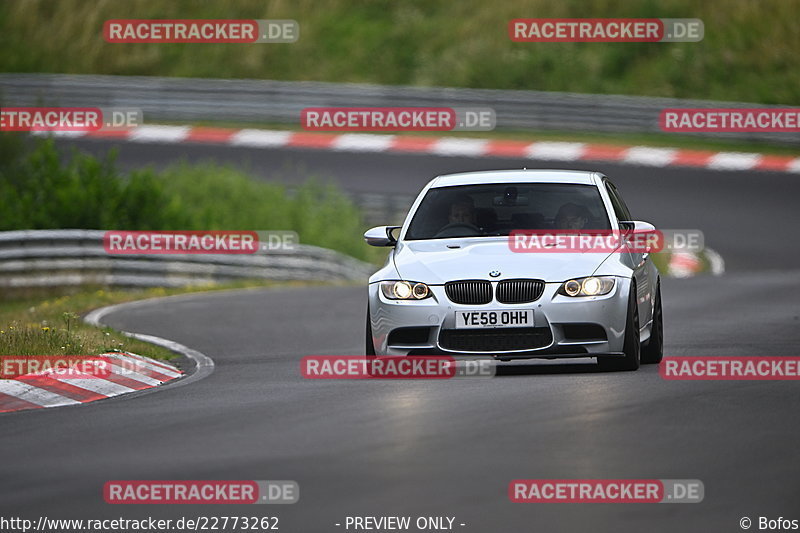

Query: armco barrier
left=0, top=230, right=374, bottom=288
left=1, top=74, right=797, bottom=145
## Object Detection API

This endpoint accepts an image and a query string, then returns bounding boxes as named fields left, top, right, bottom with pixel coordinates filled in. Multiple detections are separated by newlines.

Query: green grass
left=1, top=0, right=798, bottom=105
left=0, top=286, right=191, bottom=361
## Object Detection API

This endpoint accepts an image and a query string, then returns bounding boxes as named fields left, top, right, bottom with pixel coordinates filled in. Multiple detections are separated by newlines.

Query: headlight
left=563, top=279, right=582, bottom=296
left=559, top=276, right=615, bottom=297
left=380, top=280, right=432, bottom=300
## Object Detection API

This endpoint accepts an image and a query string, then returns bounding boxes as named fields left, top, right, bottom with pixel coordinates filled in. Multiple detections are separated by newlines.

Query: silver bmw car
left=364, top=169, right=663, bottom=371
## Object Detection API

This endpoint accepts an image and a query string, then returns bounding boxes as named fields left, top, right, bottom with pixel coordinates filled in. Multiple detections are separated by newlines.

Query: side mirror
left=364, top=226, right=400, bottom=247
left=619, top=220, right=655, bottom=233
left=618, top=221, right=658, bottom=254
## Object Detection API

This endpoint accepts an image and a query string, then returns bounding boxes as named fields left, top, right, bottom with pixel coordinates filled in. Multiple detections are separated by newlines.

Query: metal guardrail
left=350, top=192, right=414, bottom=226
left=1, top=73, right=797, bottom=145
left=0, top=230, right=375, bottom=289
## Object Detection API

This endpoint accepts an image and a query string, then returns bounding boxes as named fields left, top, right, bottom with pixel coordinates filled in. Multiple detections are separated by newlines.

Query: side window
left=604, top=181, right=632, bottom=221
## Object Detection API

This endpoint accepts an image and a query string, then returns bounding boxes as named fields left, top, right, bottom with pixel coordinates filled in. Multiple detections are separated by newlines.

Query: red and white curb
left=36, top=125, right=800, bottom=173
left=667, top=248, right=725, bottom=278
left=0, top=352, right=182, bottom=413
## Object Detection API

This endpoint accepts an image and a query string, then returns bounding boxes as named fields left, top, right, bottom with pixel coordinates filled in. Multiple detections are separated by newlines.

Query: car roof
left=429, top=169, right=598, bottom=188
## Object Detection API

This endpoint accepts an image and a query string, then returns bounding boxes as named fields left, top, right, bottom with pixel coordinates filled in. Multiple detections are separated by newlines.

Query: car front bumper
left=368, top=277, right=631, bottom=359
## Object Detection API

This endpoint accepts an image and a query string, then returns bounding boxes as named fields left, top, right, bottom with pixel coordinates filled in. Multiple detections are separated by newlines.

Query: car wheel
left=641, top=282, right=663, bottom=364
left=365, top=305, right=376, bottom=357
left=598, top=283, right=640, bottom=372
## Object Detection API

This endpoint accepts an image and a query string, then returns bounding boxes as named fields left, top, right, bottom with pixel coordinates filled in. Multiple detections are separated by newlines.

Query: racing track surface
left=2, top=138, right=799, bottom=532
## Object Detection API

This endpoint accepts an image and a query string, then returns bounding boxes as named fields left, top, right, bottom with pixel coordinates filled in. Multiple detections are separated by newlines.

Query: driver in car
left=448, top=195, right=477, bottom=226
left=554, top=202, right=591, bottom=230
left=434, top=195, right=480, bottom=237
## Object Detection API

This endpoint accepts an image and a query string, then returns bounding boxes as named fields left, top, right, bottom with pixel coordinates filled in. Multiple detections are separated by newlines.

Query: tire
left=365, top=305, right=376, bottom=357
left=641, top=282, right=663, bottom=364
left=598, top=283, right=640, bottom=372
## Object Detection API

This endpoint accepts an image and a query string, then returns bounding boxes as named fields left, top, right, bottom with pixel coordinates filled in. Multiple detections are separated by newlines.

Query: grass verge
left=0, top=280, right=326, bottom=366
left=1, top=0, right=798, bottom=105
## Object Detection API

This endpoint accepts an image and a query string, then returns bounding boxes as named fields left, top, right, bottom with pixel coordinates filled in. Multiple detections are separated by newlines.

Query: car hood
left=393, top=238, right=614, bottom=284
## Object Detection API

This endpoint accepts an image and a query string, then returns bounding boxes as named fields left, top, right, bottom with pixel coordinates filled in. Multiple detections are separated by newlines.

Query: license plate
left=454, top=309, right=534, bottom=329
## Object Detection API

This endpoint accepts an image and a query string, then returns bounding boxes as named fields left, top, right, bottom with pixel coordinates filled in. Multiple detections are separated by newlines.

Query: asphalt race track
left=2, top=138, right=799, bottom=532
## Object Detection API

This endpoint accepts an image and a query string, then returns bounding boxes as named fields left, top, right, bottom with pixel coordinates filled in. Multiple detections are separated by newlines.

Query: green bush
left=0, top=135, right=372, bottom=261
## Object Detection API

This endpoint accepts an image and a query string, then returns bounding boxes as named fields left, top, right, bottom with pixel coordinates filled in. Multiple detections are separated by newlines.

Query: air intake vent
left=439, top=327, right=553, bottom=352
left=444, top=280, right=492, bottom=305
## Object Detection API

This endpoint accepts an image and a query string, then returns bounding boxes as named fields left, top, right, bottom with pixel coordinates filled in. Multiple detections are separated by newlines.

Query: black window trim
left=603, top=179, right=633, bottom=222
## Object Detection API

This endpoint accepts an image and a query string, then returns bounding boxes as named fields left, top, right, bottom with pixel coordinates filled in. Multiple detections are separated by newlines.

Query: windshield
left=405, top=183, right=611, bottom=240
